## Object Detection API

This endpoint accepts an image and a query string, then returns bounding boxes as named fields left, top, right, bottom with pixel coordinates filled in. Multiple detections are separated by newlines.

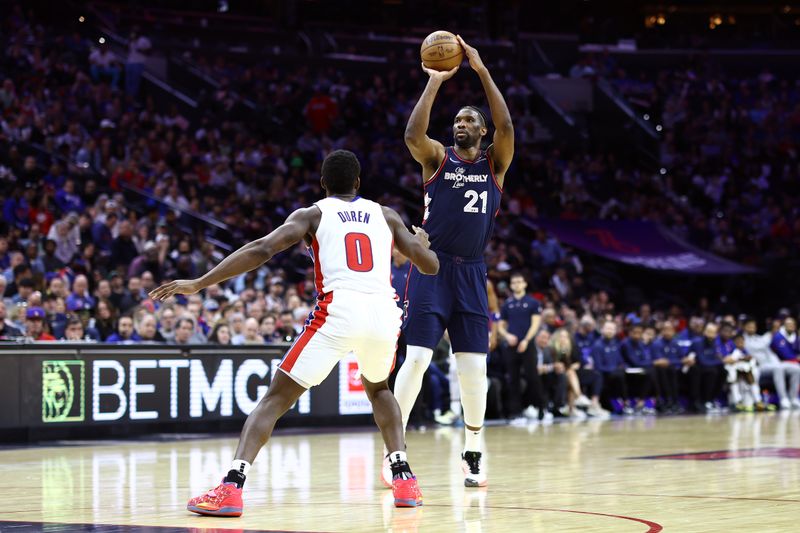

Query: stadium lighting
left=98, top=37, right=106, bottom=44
left=644, top=114, right=650, bottom=121
left=78, top=16, right=85, bottom=23
left=660, top=168, right=667, bottom=175
left=656, top=125, right=663, bottom=132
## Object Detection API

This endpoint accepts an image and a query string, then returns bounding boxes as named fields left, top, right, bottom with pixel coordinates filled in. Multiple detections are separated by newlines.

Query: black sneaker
left=461, top=451, right=487, bottom=487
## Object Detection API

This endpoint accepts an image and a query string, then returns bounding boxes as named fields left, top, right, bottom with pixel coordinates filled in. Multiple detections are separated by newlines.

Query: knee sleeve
left=393, top=345, right=433, bottom=427
left=455, top=352, right=487, bottom=428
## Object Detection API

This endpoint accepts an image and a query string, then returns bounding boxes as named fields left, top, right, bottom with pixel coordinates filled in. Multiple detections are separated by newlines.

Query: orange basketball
left=420, top=30, right=464, bottom=71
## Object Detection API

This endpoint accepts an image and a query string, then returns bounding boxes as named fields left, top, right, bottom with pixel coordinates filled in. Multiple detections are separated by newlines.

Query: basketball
left=420, top=30, right=464, bottom=71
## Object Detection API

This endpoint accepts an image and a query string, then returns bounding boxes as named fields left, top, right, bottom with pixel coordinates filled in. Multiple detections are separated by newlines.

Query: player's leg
left=232, top=371, right=307, bottom=465
left=187, top=306, right=339, bottom=517
left=454, top=352, right=488, bottom=486
left=394, top=344, right=435, bottom=428
left=361, top=376, right=422, bottom=507
left=356, top=305, right=423, bottom=507
left=449, top=311, right=490, bottom=487
left=395, top=264, right=450, bottom=430
left=186, top=371, right=307, bottom=517
left=362, top=376, right=405, bottom=455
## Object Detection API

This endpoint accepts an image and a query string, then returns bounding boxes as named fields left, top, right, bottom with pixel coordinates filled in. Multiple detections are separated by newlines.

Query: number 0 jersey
left=310, top=196, right=395, bottom=298
left=422, top=146, right=502, bottom=259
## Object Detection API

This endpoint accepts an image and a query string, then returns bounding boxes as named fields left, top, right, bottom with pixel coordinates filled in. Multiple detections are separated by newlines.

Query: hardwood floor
left=2, top=412, right=799, bottom=532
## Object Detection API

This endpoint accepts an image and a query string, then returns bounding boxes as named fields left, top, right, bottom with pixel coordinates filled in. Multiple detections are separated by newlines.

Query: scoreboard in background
left=0, top=344, right=373, bottom=431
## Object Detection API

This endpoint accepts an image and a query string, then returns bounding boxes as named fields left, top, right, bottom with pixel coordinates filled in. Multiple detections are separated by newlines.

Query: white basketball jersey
left=310, top=196, right=395, bottom=298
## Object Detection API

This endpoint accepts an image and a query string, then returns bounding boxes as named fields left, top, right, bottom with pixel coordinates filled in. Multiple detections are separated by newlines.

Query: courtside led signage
left=42, top=360, right=86, bottom=423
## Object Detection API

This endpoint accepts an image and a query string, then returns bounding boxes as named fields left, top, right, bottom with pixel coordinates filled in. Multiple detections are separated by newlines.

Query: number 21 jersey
left=422, top=147, right=502, bottom=259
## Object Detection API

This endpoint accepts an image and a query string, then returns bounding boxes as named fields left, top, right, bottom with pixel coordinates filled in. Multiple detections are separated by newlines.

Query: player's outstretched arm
left=149, top=207, right=318, bottom=300
left=404, top=64, right=456, bottom=172
left=456, top=35, right=514, bottom=184
left=381, top=206, right=439, bottom=275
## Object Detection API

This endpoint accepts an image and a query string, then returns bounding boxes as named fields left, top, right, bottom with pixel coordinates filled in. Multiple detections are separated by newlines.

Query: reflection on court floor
left=4, top=412, right=800, bottom=532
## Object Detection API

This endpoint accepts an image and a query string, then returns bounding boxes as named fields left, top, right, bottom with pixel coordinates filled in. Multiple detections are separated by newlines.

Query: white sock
left=464, top=427, right=483, bottom=453
left=230, top=459, right=251, bottom=477
left=393, top=346, right=433, bottom=429
left=388, top=450, right=408, bottom=464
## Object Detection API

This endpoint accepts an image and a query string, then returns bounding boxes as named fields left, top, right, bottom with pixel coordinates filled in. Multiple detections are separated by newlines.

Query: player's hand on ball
left=421, top=62, right=459, bottom=81
left=412, top=225, right=431, bottom=248
left=149, top=279, right=202, bottom=301
left=456, top=35, right=485, bottom=73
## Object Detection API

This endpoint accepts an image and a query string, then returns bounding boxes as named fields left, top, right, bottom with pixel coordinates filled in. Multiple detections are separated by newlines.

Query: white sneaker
left=380, top=454, right=392, bottom=489
left=780, top=399, right=792, bottom=410
left=570, top=409, right=587, bottom=421
left=509, top=416, right=529, bottom=426
left=461, top=451, right=488, bottom=487
left=575, top=395, right=591, bottom=408
left=541, top=411, right=554, bottom=424
left=792, top=399, right=800, bottom=410
left=435, top=410, right=458, bottom=425
left=523, top=406, right=539, bottom=419
left=587, top=404, right=611, bottom=419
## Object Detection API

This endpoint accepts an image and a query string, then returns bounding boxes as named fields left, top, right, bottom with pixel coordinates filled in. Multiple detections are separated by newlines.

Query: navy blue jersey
left=422, top=147, right=502, bottom=259
left=500, top=295, right=541, bottom=338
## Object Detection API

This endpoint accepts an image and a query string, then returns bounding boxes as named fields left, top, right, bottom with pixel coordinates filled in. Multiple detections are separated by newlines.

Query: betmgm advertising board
left=0, top=346, right=373, bottom=429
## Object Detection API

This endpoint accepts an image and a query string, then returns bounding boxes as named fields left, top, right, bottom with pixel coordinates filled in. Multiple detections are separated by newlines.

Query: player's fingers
left=148, top=286, right=164, bottom=300
left=150, top=282, right=175, bottom=301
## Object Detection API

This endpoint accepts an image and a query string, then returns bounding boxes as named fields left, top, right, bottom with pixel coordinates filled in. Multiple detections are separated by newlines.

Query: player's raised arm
left=404, top=64, right=458, bottom=173
left=456, top=35, right=514, bottom=184
left=381, top=206, right=439, bottom=275
left=149, top=207, right=319, bottom=300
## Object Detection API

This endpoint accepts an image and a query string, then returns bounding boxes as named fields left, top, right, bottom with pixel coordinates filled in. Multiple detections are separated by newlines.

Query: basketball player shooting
left=149, top=150, right=439, bottom=515
left=392, top=35, right=514, bottom=488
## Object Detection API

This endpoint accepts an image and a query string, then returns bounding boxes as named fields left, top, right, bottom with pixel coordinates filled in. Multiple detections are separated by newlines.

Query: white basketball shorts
left=277, top=290, right=402, bottom=388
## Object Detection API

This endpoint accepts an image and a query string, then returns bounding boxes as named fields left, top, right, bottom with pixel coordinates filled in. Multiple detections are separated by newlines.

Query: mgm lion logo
left=42, top=360, right=85, bottom=423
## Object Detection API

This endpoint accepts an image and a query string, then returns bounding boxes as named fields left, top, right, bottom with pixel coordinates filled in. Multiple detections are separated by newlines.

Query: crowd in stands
left=2, top=7, right=800, bottom=421
left=570, top=52, right=800, bottom=268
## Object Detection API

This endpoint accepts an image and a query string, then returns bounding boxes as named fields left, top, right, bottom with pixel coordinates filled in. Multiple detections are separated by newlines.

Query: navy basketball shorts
left=402, top=253, right=489, bottom=353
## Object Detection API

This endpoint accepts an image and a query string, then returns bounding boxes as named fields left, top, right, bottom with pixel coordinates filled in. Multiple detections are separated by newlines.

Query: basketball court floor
left=1, top=413, right=799, bottom=532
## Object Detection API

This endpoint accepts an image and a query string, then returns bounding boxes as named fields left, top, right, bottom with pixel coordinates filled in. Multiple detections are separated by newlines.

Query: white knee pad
left=456, top=352, right=487, bottom=428
left=393, top=345, right=433, bottom=427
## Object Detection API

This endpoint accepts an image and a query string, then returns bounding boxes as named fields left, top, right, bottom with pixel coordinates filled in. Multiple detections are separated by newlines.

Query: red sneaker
left=187, top=481, right=243, bottom=517
left=392, top=476, right=423, bottom=507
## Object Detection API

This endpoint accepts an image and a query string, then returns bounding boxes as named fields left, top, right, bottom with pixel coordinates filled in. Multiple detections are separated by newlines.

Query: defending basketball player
left=149, top=150, right=439, bottom=515
left=392, top=35, right=513, bottom=488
